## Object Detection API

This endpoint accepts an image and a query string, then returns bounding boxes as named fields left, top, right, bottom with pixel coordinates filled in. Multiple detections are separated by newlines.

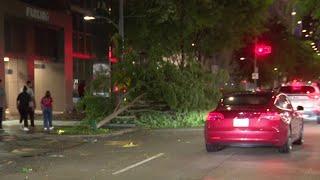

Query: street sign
left=252, top=73, right=259, bottom=80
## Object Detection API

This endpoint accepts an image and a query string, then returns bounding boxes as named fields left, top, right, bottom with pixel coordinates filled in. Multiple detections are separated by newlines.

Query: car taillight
left=206, top=112, right=224, bottom=121
left=308, top=94, right=320, bottom=99
left=259, top=112, right=280, bottom=121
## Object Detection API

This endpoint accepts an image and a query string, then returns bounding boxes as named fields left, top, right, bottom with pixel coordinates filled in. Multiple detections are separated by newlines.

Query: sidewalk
left=1, top=120, right=81, bottom=138
left=2, top=120, right=80, bottom=127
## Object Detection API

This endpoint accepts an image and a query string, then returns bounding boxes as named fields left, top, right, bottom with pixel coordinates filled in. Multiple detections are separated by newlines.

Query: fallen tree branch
left=97, top=93, right=146, bottom=128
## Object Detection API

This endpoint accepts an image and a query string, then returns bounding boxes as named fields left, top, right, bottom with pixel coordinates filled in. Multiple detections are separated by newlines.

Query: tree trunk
left=96, top=93, right=145, bottom=128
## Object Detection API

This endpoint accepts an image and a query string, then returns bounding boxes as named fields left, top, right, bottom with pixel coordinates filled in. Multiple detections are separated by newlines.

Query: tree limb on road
left=96, top=93, right=146, bottom=128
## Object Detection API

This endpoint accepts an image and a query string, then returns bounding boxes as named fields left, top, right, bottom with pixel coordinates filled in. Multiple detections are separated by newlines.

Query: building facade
left=0, top=0, right=113, bottom=113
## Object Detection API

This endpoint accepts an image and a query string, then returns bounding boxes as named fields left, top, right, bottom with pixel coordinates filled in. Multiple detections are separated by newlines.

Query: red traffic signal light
left=108, top=46, right=118, bottom=63
left=254, top=44, right=272, bottom=56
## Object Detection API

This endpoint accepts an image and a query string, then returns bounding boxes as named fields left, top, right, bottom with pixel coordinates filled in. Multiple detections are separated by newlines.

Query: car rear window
left=222, top=94, right=271, bottom=106
left=279, top=86, right=315, bottom=94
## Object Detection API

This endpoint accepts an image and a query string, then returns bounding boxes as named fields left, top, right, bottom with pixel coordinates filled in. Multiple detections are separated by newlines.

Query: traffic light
left=254, top=44, right=272, bottom=56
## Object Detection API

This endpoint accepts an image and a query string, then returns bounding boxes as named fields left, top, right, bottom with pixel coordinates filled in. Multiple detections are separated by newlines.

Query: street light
left=311, top=42, right=315, bottom=46
left=291, top=11, right=297, bottom=16
left=240, top=57, right=245, bottom=61
left=302, top=29, right=307, bottom=33
left=297, top=20, right=302, bottom=24
left=84, top=16, right=95, bottom=21
left=273, top=67, right=278, bottom=71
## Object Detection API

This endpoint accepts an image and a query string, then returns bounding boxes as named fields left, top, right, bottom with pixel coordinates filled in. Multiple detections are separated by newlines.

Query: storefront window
left=4, top=19, right=27, bottom=54
left=79, top=34, right=85, bottom=53
left=73, top=33, right=79, bottom=52
left=86, top=35, right=92, bottom=54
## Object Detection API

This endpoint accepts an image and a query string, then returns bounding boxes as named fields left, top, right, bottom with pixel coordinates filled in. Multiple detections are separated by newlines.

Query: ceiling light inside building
left=3, top=57, right=9, bottom=62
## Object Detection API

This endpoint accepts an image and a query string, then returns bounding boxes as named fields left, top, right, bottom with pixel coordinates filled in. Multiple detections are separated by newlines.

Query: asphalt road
left=1, top=122, right=320, bottom=180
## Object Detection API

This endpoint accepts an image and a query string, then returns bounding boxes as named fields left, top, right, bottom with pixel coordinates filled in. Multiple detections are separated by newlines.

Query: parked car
left=204, top=91, right=304, bottom=153
left=278, top=84, right=320, bottom=122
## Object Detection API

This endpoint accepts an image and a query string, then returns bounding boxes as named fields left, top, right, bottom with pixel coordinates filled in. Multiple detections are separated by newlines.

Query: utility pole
left=291, top=6, right=296, bottom=35
left=119, top=0, right=124, bottom=60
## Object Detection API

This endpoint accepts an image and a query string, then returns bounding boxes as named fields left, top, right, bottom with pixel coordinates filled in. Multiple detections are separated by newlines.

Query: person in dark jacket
left=26, top=80, right=35, bottom=128
left=0, top=79, right=6, bottom=130
left=17, top=86, right=31, bottom=131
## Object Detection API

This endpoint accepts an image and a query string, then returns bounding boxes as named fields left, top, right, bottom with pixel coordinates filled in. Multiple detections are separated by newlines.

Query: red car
left=205, top=92, right=304, bottom=153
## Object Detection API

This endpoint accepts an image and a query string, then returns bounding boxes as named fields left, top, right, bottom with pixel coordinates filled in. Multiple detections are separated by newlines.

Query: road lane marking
left=112, top=153, right=165, bottom=175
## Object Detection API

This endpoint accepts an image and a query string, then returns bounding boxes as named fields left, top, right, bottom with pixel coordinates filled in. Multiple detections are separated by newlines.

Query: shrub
left=136, top=111, right=209, bottom=128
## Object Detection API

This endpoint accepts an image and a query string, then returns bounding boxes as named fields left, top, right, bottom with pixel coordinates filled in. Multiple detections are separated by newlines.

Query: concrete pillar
left=64, top=20, right=73, bottom=111
left=0, top=12, right=4, bottom=83
left=0, top=12, right=6, bottom=120
left=26, top=24, right=34, bottom=83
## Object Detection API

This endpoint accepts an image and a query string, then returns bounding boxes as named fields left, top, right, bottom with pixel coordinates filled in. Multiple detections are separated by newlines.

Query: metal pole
left=254, top=53, right=258, bottom=88
left=253, top=38, right=258, bottom=88
left=109, top=49, right=112, bottom=97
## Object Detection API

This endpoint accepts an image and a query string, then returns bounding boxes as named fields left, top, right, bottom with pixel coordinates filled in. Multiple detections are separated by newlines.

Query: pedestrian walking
left=78, top=80, right=86, bottom=98
left=25, top=81, right=35, bottom=128
left=41, top=91, right=53, bottom=131
left=17, top=86, right=31, bottom=131
left=0, top=79, right=6, bottom=130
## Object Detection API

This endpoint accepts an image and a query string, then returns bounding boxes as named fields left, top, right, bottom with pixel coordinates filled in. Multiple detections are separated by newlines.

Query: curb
left=5, top=128, right=139, bottom=140
left=152, top=127, right=203, bottom=132
left=60, top=128, right=139, bottom=139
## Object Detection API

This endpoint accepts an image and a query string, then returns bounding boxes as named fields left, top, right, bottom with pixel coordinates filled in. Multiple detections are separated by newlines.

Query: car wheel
left=206, top=144, right=221, bottom=152
left=279, top=135, right=292, bottom=153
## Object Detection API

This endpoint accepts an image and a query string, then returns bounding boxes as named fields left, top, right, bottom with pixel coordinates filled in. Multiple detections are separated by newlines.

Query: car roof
left=223, top=91, right=276, bottom=97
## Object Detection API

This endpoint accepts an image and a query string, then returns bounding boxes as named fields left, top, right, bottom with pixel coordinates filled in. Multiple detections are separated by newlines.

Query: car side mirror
left=297, top=106, right=304, bottom=111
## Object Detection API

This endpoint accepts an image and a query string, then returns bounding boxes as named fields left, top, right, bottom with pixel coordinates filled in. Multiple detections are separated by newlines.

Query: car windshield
left=222, top=94, right=271, bottom=106
left=279, top=86, right=315, bottom=94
